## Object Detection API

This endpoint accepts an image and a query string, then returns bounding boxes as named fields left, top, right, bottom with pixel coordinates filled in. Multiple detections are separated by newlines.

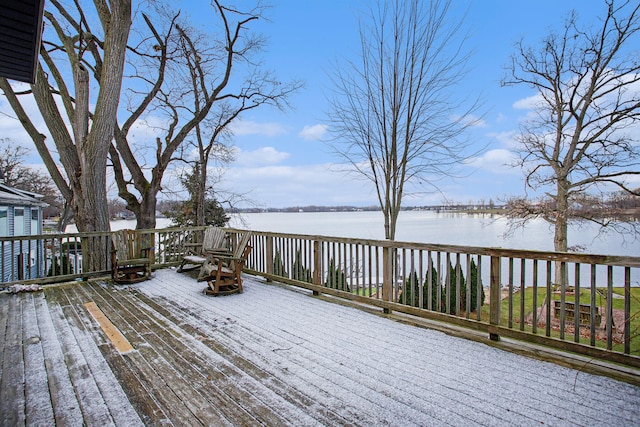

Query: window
left=14, top=208, right=24, bottom=235
left=31, top=209, right=39, bottom=235
left=0, top=207, right=6, bottom=236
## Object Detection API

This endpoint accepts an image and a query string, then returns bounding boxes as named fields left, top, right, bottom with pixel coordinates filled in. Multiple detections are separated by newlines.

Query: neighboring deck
left=2, top=269, right=640, bottom=426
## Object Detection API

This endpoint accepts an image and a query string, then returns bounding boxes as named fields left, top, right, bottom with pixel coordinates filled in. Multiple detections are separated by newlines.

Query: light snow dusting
left=135, top=269, right=640, bottom=426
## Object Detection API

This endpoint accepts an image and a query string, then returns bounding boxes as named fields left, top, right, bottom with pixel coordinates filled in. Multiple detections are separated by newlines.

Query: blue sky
left=0, top=0, right=615, bottom=208
left=209, top=0, right=607, bottom=208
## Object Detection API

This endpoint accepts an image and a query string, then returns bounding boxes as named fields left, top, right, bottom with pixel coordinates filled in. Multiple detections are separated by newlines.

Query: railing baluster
left=574, top=262, right=581, bottom=344
left=590, top=264, right=597, bottom=347
left=466, top=254, right=471, bottom=320
left=532, top=259, right=538, bottom=335
left=546, top=261, right=552, bottom=337
left=520, top=258, right=526, bottom=331
left=455, top=253, right=461, bottom=317
left=624, top=266, right=631, bottom=355
left=489, top=255, right=501, bottom=341
left=427, top=251, right=433, bottom=311
left=476, top=255, right=482, bottom=321
left=418, top=250, right=424, bottom=310
left=445, top=252, right=451, bottom=315
left=607, top=266, right=614, bottom=350
left=508, top=257, right=514, bottom=329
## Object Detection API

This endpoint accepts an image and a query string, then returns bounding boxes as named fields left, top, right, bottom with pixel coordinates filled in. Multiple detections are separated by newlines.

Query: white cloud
left=128, top=115, right=168, bottom=142
left=298, top=124, right=328, bottom=141
left=234, top=147, right=290, bottom=166
left=229, top=119, right=287, bottom=137
left=465, top=148, right=518, bottom=174
left=512, top=93, right=544, bottom=110
left=222, top=163, right=377, bottom=208
left=488, top=130, right=519, bottom=149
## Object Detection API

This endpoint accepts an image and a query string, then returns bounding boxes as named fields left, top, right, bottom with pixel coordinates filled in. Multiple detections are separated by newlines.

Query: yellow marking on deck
left=84, top=302, right=134, bottom=354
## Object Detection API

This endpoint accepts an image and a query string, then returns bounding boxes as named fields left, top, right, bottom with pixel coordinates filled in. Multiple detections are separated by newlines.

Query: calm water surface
left=101, top=211, right=638, bottom=257
left=227, top=211, right=639, bottom=257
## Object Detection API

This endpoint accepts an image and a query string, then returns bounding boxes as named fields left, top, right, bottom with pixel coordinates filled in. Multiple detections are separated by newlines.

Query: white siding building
left=0, top=183, right=48, bottom=282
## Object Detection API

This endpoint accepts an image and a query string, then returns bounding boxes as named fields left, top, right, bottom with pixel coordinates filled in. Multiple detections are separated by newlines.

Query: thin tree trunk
left=554, top=179, right=569, bottom=287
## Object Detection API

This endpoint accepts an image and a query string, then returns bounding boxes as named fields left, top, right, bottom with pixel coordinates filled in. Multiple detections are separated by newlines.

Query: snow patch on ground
left=5, top=284, right=42, bottom=293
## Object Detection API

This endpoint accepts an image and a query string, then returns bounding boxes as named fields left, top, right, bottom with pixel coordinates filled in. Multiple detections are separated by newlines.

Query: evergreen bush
left=273, top=250, right=288, bottom=277
left=399, top=263, right=442, bottom=311
left=325, top=258, right=350, bottom=292
left=292, top=249, right=312, bottom=283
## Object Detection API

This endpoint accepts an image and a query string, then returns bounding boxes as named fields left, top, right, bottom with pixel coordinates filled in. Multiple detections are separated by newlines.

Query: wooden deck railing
left=2, top=226, right=639, bottom=367
left=227, top=228, right=640, bottom=367
left=0, top=227, right=204, bottom=286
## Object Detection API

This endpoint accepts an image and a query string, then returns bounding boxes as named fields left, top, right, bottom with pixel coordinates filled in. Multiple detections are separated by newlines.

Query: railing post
left=81, top=235, right=89, bottom=278
left=265, top=236, right=274, bottom=282
left=17, top=252, right=24, bottom=280
left=489, top=255, right=501, bottom=341
left=313, top=240, right=322, bottom=295
left=382, top=246, right=392, bottom=314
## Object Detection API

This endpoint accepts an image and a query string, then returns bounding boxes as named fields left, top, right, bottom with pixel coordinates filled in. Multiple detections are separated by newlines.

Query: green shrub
left=292, top=249, right=312, bottom=283
left=399, top=263, right=442, bottom=311
left=273, top=250, right=288, bottom=277
left=325, top=258, right=350, bottom=292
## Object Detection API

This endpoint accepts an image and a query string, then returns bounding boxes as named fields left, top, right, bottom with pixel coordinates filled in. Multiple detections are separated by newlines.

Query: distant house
left=0, top=182, right=48, bottom=281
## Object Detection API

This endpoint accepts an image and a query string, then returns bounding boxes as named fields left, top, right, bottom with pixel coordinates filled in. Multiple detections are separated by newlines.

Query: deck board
left=59, top=285, right=168, bottom=425
left=22, top=294, right=55, bottom=425
left=1, top=269, right=640, bottom=426
left=1, top=295, right=25, bottom=426
left=33, top=293, right=86, bottom=425
left=88, top=285, right=239, bottom=426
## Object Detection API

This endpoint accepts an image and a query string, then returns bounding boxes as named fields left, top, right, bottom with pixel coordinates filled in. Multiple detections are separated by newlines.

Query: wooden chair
left=177, top=227, right=228, bottom=273
left=198, top=232, right=252, bottom=296
left=111, top=229, right=153, bottom=284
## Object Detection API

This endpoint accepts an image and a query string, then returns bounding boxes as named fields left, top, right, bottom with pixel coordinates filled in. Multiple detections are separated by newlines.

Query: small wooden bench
left=553, top=300, right=602, bottom=326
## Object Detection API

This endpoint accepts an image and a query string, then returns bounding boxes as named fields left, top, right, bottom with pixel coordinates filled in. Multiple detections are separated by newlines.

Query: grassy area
left=478, top=287, right=640, bottom=356
left=353, top=286, right=378, bottom=297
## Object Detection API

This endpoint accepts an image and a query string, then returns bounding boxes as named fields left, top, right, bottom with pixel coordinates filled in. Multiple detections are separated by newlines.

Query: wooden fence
left=2, top=226, right=639, bottom=367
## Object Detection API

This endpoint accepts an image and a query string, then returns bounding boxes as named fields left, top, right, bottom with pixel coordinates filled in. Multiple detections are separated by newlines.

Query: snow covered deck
left=2, top=268, right=640, bottom=426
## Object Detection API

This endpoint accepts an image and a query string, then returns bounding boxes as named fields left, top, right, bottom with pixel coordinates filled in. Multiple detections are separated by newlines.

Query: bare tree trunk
left=553, top=177, right=570, bottom=253
left=554, top=179, right=569, bottom=287
left=136, top=190, right=159, bottom=230
left=196, top=161, right=207, bottom=227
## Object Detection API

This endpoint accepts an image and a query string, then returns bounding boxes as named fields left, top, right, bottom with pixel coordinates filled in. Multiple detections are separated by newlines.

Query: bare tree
left=502, top=0, right=640, bottom=253
left=327, top=0, right=480, bottom=240
left=187, top=120, right=235, bottom=227
left=0, top=140, right=30, bottom=186
left=0, top=0, right=132, bottom=268
left=110, top=1, right=302, bottom=229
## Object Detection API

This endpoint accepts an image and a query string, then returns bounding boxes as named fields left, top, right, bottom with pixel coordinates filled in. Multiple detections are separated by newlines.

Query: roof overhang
left=0, top=183, right=48, bottom=207
left=0, top=0, right=45, bottom=84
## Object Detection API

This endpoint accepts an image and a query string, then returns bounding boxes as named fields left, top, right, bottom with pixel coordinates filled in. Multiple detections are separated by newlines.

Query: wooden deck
left=2, top=269, right=640, bottom=426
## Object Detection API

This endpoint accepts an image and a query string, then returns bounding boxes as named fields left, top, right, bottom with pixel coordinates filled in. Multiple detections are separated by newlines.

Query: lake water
left=228, top=211, right=639, bottom=257
left=103, top=210, right=638, bottom=257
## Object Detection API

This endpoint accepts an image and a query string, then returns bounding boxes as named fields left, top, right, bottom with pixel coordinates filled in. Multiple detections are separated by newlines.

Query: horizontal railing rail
left=2, top=226, right=639, bottom=367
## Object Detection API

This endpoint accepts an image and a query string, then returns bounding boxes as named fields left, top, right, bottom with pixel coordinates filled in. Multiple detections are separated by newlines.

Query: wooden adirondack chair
left=111, top=229, right=153, bottom=284
left=177, top=227, right=228, bottom=273
left=198, top=232, right=252, bottom=296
